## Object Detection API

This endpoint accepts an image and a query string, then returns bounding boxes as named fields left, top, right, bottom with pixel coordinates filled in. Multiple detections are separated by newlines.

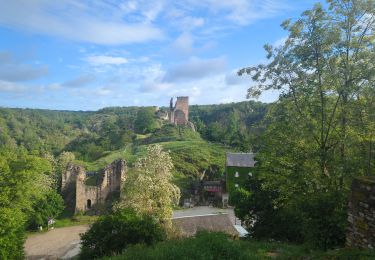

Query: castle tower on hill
left=168, top=96, right=189, bottom=125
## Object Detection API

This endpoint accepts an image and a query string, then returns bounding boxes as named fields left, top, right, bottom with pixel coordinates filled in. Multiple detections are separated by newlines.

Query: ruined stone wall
left=61, top=163, right=79, bottom=192
left=76, top=171, right=98, bottom=212
left=61, top=159, right=127, bottom=213
left=167, top=96, right=189, bottom=125
left=174, top=96, right=189, bottom=125
left=346, top=176, right=375, bottom=249
left=97, top=159, right=126, bottom=203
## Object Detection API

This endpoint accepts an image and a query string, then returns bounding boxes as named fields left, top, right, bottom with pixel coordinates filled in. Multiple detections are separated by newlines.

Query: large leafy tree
left=117, top=145, right=180, bottom=228
left=134, top=108, right=159, bottom=134
left=236, top=0, right=375, bottom=249
left=240, top=0, right=375, bottom=182
left=0, top=147, right=56, bottom=259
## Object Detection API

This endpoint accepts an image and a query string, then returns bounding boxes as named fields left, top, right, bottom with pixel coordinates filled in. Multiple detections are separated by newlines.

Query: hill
left=0, top=101, right=266, bottom=201
left=0, top=100, right=267, bottom=158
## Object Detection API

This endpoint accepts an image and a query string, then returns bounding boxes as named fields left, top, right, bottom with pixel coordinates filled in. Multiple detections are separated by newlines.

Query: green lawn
left=54, top=215, right=98, bottom=228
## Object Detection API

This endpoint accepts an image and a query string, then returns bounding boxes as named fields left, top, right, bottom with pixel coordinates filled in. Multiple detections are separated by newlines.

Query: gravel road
left=25, top=207, right=237, bottom=259
left=25, top=225, right=88, bottom=260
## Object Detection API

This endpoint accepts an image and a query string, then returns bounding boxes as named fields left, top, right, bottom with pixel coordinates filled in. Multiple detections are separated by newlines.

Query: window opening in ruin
left=87, top=199, right=92, bottom=209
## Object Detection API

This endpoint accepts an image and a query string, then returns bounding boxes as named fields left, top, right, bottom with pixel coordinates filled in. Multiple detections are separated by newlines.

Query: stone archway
left=87, top=199, right=92, bottom=209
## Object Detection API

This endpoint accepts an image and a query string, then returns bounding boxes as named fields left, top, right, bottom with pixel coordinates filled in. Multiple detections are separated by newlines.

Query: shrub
left=27, top=191, right=64, bottom=230
left=79, top=209, right=165, bottom=259
left=109, top=231, right=248, bottom=259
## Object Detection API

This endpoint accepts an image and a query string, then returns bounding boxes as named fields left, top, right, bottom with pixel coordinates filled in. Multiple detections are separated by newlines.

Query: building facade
left=225, top=153, right=256, bottom=194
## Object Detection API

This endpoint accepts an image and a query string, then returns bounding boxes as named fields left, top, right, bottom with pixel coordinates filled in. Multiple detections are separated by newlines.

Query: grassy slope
left=76, top=140, right=230, bottom=192
left=75, top=124, right=232, bottom=192
left=105, top=232, right=375, bottom=260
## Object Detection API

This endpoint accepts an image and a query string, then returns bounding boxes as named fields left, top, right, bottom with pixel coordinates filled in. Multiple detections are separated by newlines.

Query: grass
left=54, top=215, right=98, bottom=228
left=67, top=125, right=234, bottom=201
left=75, top=138, right=231, bottom=190
left=104, top=232, right=375, bottom=260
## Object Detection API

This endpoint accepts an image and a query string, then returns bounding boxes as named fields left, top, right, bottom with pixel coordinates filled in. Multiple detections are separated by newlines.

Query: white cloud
left=62, top=74, right=96, bottom=88
left=96, top=88, right=113, bottom=96
left=225, top=70, right=251, bottom=86
left=0, top=51, right=48, bottom=82
left=84, top=55, right=128, bottom=66
left=0, top=1, right=163, bottom=45
left=184, top=0, right=286, bottom=25
left=0, top=80, right=26, bottom=92
left=163, top=56, right=226, bottom=82
left=172, top=32, right=194, bottom=55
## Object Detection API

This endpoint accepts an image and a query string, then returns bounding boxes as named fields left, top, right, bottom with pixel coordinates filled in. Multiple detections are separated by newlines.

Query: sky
left=0, top=0, right=318, bottom=111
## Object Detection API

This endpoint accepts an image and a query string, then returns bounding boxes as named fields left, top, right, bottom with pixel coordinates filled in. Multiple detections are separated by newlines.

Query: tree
left=239, top=0, right=375, bottom=182
left=27, top=191, right=64, bottom=230
left=0, top=147, right=53, bottom=259
left=134, top=108, right=158, bottom=134
left=117, top=145, right=180, bottom=228
left=236, top=0, right=375, bottom=249
left=79, top=209, right=165, bottom=259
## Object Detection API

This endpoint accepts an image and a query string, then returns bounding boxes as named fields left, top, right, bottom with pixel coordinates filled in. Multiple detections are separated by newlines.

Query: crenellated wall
left=346, top=176, right=375, bottom=249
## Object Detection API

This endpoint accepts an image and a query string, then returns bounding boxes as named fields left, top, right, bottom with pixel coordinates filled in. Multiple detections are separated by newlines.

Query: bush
left=28, top=191, right=64, bottom=230
left=231, top=175, right=347, bottom=249
left=299, top=191, right=347, bottom=250
left=109, top=231, right=248, bottom=259
left=79, top=209, right=165, bottom=259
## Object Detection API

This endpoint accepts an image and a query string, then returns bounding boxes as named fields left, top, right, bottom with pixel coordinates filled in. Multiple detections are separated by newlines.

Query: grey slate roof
left=226, top=153, right=256, bottom=167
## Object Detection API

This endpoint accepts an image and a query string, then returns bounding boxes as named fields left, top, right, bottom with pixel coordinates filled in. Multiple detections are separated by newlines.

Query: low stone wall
left=346, top=176, right=375, bottom=249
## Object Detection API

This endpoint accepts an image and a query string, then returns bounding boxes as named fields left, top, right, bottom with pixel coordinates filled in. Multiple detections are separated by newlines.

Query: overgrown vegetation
left=0, top=147, right=64, bottom=259
left=232, top=0, right=375, bottom=250
left=105, top=231, right=375, bottom=260
left=80, top=209, right=165, bottom=259
left=116, top=145, right=180, bottom=229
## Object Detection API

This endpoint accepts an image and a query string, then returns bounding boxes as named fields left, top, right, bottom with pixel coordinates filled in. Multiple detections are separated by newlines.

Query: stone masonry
left=168, top=96, right=189, bottom=125
left=61, top=159, right=127, bottom=213
left=346, top=176, right=375, bottom=249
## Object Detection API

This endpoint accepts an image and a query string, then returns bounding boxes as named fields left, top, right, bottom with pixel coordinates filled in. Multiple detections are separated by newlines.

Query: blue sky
left=0, top=0, right=317, bottom=110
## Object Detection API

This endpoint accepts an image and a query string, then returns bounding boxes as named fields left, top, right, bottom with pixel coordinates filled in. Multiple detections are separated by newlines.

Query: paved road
left=173, top=206, right=239, bottom=225
left=25, top=207, right=238, bottom=259
left=25, top=225, right=88, bottom=260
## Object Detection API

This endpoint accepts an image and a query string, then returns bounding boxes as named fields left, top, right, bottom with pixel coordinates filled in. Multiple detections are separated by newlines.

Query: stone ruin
left=61, top=159, right=126, bottom=213
left=168, top=96, right=190, bottom=125
left=346, top=176, right=375, bottom=249
left=154, top=96, right=195, bottom=130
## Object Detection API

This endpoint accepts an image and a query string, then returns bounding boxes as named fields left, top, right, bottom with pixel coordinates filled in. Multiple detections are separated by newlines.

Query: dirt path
left=25, top=225, right=88, bottom=260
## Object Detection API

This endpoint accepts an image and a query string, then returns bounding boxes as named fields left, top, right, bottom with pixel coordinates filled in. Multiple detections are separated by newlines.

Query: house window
left=235, top=184, right=239, bottom=188
left=248, top=172, right=252, bottom=177
left=235, top=172, right=239, bottom=178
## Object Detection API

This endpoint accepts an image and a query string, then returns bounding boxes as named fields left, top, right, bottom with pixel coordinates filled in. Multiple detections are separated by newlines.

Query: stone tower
left=169, top=96, right=189, bottom=125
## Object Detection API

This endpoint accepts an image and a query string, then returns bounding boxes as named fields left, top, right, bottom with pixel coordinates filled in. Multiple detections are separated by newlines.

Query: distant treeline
left=0, top=101, right=268, bottom=161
